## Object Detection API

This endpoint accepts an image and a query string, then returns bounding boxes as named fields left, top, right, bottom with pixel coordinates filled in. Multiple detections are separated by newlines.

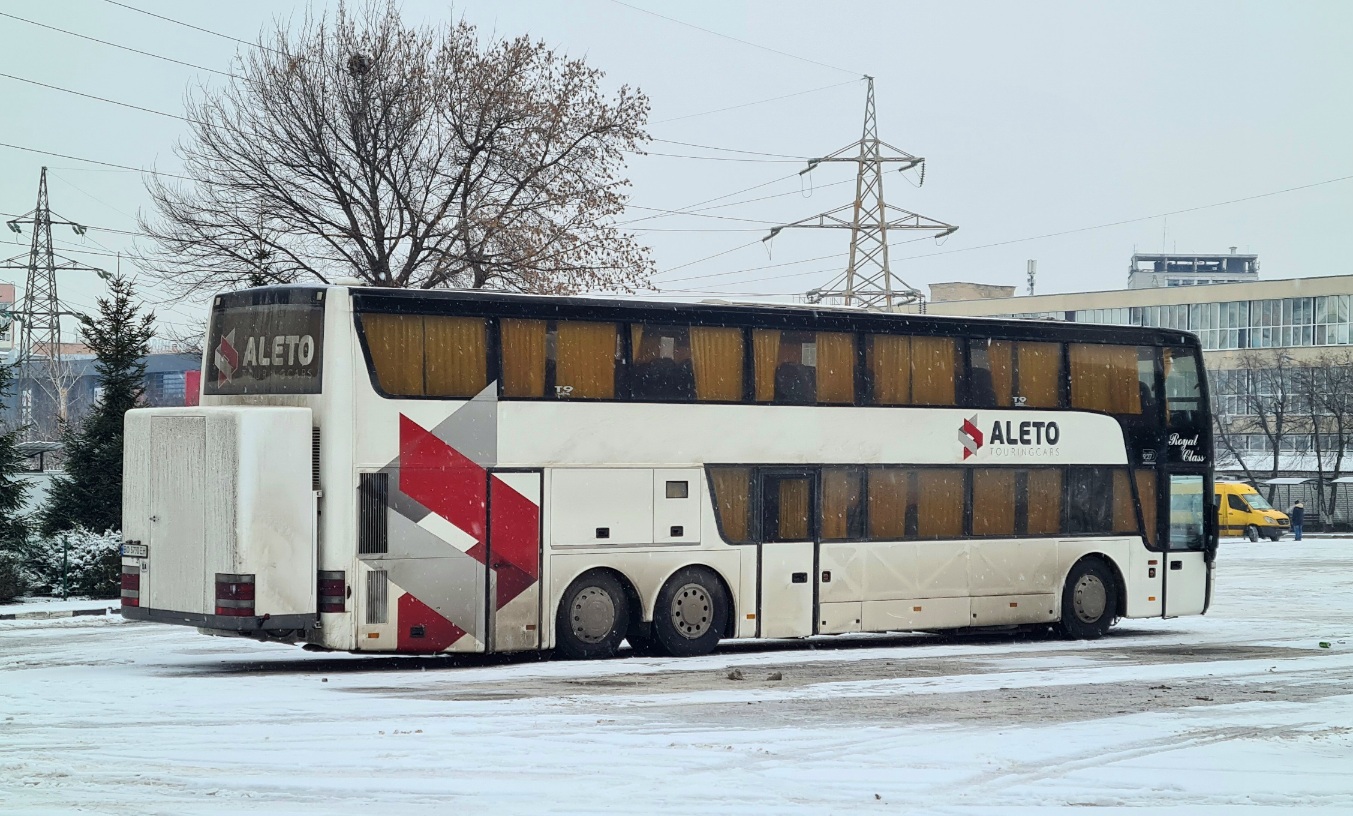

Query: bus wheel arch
left=555, top=568, right=632, bottom=660
left=1056, top=554, right=1121, bottom=640
left=651, top=565, right=732, bottom=657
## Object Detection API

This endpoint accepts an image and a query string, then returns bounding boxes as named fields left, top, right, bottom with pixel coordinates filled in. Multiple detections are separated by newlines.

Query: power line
left=0, top=141, right=194, bottom=181
left=607, top=0, right=861, bottom=77
left=0, top=10, right=232, bottom=77
left=650, top=139, right=810, bottom=160
left=638, top=150, right=802, bottom=163
left=102, top=0, right=269, bottom=52
left=655, top=171, right=1353, bottom=289
left=651, top=79, right=860, bottom=125
left=0, top=72, right=190, bottom=122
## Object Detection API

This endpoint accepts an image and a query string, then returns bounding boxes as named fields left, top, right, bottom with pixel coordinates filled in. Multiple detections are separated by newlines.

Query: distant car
left=1215, top=482, right=1289, bottom=541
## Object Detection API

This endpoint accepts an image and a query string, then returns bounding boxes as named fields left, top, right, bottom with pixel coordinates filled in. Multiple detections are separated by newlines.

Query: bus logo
left=214, top=330, right=239, bottom=385
left=959, top=415, right=984, bottom=459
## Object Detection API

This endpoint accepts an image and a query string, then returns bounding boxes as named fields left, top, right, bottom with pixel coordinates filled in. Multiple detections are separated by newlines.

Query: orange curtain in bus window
left=971, top=468, right=1016, bottom=536
left=752, top=329, right=780, bottom=402
left=912, top=337, right=957, bottom=406
left=1069, top=344, right=1142, bottom=414
left=1134, top=469, right=1158, bottom=545
left=917, top=469, right=964, bottom=538
left=423, top=316, right=488, bottom=398
left=362, top=313, right=424, bottom=396
left=709, top=467, right=752, bottom=543
left=554, top=321, right=618, bottom=399
left=777, top=478, right=810, bottom=540
left=1025, top=468, right=1063, bottom=535
left=500, top=318, right=547, bottom=397
left=979, top=340, right=1014, bottom=407
left=821, top=468, right=863, bottom=540
left=1016, top=341, right=1062, bottom=408
left=816, top=332, right=855, bottom=404
left=868, top=468, right=910, bottom=539
left=1110, top=468, right=1139, bottom=534
left=867, top=334, right=911, bottom=405
left=691, top=326, right=744, bottom=401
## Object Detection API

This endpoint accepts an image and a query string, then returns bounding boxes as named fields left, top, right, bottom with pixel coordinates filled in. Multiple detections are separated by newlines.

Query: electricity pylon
left=765, top=77, right=957, bottom=309
left=2, top=167, right=106, bottom=436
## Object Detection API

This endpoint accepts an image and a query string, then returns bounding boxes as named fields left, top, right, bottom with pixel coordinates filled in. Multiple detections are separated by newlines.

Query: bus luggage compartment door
left=488, top=471, right=543, bottom=652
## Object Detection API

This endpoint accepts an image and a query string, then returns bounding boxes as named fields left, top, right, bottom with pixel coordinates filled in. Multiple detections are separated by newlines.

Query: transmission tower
left=764, top=77, right=957, bottom=309
left=2, top=167, right=105, bottom=435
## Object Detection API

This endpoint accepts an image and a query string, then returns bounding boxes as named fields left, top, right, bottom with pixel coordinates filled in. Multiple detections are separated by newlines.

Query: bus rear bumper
left=122, top=605, right=316, bottom=633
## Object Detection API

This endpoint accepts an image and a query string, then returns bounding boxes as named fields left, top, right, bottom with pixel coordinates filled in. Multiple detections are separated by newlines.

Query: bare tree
left=1234, top=350, right=1301, bottom=502
left=138, top=1, right=653, bottom=297
left=1298, top=350, right=1353, bottom=527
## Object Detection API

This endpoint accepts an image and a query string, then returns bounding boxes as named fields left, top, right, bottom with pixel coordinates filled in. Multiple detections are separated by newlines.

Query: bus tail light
left=120, top=565, right=140, bottom=607
left=215, top=574, right=256, bottom=617
left=318, top=571, right=346, bottom=613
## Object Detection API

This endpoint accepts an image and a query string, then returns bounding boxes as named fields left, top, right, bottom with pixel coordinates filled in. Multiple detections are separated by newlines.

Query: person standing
left=1288, top=500, right=1305, bottom=541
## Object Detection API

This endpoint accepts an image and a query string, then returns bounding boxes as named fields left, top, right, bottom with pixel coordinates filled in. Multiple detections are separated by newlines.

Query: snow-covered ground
left=3, top=539, right=1352, bottom=814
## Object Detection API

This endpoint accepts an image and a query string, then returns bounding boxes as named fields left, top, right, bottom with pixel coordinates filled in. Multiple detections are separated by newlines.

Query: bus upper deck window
left=361, top=313, right=488, bottom=398
left=969, top=340, right=1062, bottom=409
left=866, top=335, right=958, bottom=407
left=1164, top=347, right=1203, bottom=427
left=753, top=330, right=854, bottom=405
left=1069, top=344, right=1157, bottom=418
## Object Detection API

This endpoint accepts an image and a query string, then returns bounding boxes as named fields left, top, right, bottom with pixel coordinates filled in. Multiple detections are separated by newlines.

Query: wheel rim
left=570, top=586, right=617, bottom=644
left=669, top=583, right=713, bottom=640
left=1072, top=574, right=1107, bottom=624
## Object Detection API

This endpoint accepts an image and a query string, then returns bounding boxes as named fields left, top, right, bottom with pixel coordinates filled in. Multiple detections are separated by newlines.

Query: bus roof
left=228, top=284, right=1203, bottom=349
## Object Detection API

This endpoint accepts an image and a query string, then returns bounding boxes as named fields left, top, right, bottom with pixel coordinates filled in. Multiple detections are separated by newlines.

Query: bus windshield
left=1246, top=493, right=1275, bottom=511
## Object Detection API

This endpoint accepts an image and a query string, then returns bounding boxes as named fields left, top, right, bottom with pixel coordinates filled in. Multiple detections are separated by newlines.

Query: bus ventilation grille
left=358, top=472, right=388, bottom=554
left=366, top=570, right=388, bottom=625
left=311, top=427, right=321, bottom=491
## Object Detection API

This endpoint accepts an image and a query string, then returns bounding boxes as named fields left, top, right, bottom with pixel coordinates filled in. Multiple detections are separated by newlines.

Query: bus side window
left=708, top=467, right=753, bottom=544
left=820, top=467, right=864, bottom=541
left=753, top=330, right=855, bottom=405
left=631, top=324, right=695, bottom=401
left=552, top=321, right=621, bottom=399
left=1065, top=467, right=1114, bottom=534
left=969, top=340, right=1062, bottom=409
left=1136, top=468, right=1159, bottom=546
left=500, top=318, right=548, bottom=398
left=360, top=313, right=488, bottom=398
left=1068, top=344, right=1153, bottom=417
left=1228, top=494, right=1249, bottom=512
left=971, top=468, right=1016, bottom=536
left=689, top=326, right=745, bottom=402
left=866, top=334, right=959, bottom=407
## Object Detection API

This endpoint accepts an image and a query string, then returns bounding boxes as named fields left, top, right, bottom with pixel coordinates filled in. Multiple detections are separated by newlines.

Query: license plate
left=122, top=542, right=149, bottom=558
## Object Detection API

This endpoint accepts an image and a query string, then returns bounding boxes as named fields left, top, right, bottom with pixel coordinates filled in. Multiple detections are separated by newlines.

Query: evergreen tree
left=40, top=276, right=154, bottom=537
left=0, top=360, right=32, bottom=601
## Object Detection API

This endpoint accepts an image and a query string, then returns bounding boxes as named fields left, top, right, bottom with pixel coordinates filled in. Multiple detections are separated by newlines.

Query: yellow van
left=1215, top=482, right=1290, bottom=541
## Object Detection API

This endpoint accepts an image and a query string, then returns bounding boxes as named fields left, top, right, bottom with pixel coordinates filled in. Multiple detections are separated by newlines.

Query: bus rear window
left=205, top=288, right=326, bottom=395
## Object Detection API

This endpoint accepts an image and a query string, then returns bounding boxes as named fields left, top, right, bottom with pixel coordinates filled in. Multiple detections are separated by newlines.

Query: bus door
left=486, top=471, right=543, bottom=652
left=1164, top=473, right=1208, bottom=616
left=758, top=470, right=816, bottom=639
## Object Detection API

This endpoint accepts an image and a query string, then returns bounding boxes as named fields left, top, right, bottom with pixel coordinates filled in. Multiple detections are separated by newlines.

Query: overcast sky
left=2, top=0, right=1351, bottom=341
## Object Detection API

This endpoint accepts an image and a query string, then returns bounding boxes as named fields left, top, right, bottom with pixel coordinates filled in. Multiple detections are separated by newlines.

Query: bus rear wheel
left=556, top=572, right=630, bottom=660
left=1056, top=558, right=1118, bottom=640
left=652, top=567, right=728, bottom=658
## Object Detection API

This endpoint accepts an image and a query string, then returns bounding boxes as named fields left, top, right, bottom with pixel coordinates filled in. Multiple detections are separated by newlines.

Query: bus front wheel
left=1056, top=559, right=1118, bottom=640
left=556, top=571, right=630, bottom=660
left=652, top=567, right=728, bottom=658
left=1245, top=525, right=1260, bottom=542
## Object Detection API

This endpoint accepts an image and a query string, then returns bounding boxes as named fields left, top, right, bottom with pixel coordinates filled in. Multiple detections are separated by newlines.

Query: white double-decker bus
left=121, top=284, right=1216, bottom=658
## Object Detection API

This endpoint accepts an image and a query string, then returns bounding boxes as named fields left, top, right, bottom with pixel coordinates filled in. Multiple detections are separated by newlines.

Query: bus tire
left=652, top=567, right=728, bottom=658
left=556, top=571, right=630, bottom=660
left=1056, top=558, right=1118, bottom=640
left=1268, top=530, right=1283, bottom=542
left=1245, top=525, right=1259, bottom=542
